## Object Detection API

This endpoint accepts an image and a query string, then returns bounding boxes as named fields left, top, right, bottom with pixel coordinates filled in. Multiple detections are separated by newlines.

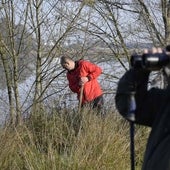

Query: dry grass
left=0, top=108, right=150, bottom=170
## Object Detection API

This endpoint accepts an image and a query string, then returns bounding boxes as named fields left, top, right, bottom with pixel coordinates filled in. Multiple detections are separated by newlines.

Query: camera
left=130, top=52, right=170, bottom=70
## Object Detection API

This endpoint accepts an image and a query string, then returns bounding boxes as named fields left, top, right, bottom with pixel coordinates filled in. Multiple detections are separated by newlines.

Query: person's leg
left=93, top=95, right=105, bottom=117
left=82, top=95, right=105, bottom=117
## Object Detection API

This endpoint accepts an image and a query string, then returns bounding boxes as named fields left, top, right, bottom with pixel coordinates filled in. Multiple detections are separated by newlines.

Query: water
left=0, top=58, right=161, bottom=124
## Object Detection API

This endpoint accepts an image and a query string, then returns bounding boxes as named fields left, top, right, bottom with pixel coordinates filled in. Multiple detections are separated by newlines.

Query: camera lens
left=143, top=53, right=170, bottom=70
left=130, top=52, right=170, bottom=70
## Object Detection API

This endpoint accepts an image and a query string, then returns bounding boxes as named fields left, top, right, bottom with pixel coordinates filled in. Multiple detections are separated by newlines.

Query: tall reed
left=0, top=108, right=150, bottom=170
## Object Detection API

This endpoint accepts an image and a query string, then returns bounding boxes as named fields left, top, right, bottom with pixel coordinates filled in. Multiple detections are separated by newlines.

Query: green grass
left=0, top=108, right=150, bottom=170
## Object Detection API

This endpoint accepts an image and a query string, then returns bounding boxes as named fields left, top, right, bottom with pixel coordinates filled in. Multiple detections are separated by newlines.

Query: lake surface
left=0, top=58, right=161, bottom=124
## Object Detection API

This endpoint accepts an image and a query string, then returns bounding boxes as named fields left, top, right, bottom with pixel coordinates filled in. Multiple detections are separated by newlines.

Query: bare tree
left=0, top=0, right=87, bottom=124
left=0, top=0, right=25, bottom=125
left=0, top=0, right=170, bottom=125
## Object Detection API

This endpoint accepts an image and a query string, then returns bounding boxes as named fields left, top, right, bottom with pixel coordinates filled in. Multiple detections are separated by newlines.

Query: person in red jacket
left=60, top=55, right=104, bottom=115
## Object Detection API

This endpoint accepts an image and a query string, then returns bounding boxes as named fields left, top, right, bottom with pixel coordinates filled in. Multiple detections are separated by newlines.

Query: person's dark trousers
left=85, top=95, right=105, bottom=117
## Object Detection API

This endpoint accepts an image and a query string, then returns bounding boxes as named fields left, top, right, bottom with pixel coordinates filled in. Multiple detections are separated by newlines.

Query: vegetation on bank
left=0, top=108, right=150, bottom=170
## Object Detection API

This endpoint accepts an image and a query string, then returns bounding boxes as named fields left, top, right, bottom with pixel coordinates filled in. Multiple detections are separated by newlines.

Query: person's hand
left=143, top=47, right=163, bottom=54
left=79, top=77, right=89, bottom=86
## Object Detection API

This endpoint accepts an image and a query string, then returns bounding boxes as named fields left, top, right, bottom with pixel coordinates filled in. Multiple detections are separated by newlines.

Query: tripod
left=127, top=92, right=136, bottom=170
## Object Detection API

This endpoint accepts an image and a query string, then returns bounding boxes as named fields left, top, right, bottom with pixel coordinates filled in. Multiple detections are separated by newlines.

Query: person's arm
left=67, top=73, right=80, bottom=93
left=115, top=68, right=158, bottom=127
left=79, top=60, right=102, bottom=80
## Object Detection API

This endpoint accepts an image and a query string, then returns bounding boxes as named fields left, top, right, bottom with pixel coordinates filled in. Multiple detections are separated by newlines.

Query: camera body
left=130, top=52, right=170, bottom=70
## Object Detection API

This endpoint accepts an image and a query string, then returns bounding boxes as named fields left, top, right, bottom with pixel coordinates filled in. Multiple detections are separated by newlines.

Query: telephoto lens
left=130, top=52, right=170, bottom=70
left=143, top=52, right=170, bottom=70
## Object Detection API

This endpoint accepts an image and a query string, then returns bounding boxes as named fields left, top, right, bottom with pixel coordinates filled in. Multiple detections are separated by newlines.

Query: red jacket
left=67, top=60, right=103, bottom=104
